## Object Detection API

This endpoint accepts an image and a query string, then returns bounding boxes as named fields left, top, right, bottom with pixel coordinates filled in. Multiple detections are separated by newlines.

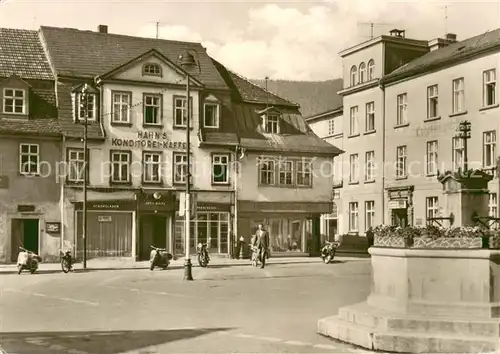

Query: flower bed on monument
left=373, top=225, right=500, bottom=249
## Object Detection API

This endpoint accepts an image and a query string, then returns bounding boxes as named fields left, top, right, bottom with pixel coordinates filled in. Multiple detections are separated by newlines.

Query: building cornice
left=305, top=107, right=343, bottom=122
left=97, top=78, right=204, bottom=91
left=339, top=35, right=428, bottom=58
left=337, top=80, right=379, bottom=96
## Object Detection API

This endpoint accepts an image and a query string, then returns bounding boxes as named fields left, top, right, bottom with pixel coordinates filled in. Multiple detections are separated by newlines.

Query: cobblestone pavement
left=0, top=257, right=375, bottom=353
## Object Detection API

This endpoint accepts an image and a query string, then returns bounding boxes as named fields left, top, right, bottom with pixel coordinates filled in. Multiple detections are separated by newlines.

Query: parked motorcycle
left=197, top=243, right=210, bottom=267
left=149, top=245, right=173, bottom=270
left=60, top=249, right=73, bottom=273
left=17, top=247, right=42, bottom=274
left=320, top=241, right=340, bottom=264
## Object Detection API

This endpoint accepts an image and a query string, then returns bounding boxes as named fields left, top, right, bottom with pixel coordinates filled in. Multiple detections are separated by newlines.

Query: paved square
left=0, top=258, right=373, bottom=353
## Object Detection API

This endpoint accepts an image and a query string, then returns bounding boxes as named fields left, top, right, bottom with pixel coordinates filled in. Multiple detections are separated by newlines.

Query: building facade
left=306, top=107, right=343, bottom=242
left=310, top=28, right=500, bottom=236
left=0, top=29, right=62, bottom=263
left=0, top=24, right=343, bottom=263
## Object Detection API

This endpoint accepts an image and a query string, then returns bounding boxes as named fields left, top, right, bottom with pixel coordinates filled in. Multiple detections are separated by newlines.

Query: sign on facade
left=45, top=222, right=61, bottom=233
left=111, top=131, right=187, bottom=150
left=98, top=216, right=112, bottom=222
left=388, top=200, right=407, bottom=209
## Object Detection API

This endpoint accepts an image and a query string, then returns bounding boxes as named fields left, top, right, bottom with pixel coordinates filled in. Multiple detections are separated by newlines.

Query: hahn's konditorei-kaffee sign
left=111, top=131, right=187, bottom=150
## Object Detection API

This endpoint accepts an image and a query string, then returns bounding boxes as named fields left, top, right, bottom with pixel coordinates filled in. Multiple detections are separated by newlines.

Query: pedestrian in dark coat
left=254, top=223, right=270, bottom=269
left=366, top=227, right=374, bottom=248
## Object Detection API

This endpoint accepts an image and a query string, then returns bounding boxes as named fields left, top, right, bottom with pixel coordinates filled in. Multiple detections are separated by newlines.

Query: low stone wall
left=375, top=235, right=493, bottom=249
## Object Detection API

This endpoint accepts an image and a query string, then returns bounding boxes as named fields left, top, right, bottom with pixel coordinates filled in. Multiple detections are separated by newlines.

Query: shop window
left=250, top=218, right=304, bottom=253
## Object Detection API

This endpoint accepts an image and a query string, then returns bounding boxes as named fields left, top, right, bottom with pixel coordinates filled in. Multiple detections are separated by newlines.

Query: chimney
left=428, top=33, right=457, bottom=51
left=389, top=29, right=406, bottom=38
left=97, top=25, right=108, bottom=34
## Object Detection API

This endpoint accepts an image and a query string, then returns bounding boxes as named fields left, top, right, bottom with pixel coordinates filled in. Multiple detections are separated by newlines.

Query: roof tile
left=0, top=28, right=53, bottom=80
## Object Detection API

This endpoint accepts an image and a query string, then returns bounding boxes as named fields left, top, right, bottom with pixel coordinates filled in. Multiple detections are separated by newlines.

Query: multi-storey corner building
left=310, top=28, right=500, bottom=236
left=306, top=107, right=343, bottom=240
left=0, top=25, right=341, bottom=263
left=0, top=29, right=63, bottom=263
left=380, top=29, right=500, bottom=227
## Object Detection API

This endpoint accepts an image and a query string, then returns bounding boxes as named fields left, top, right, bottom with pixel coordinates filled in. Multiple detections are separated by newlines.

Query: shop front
left=74, top=199, right=135, bottom=260
left=173, top=191, right=232, bottom=257
left=237, top=201, right=329, bottom=257
left=136, top=190, right=176, bottom=261
left=387, top=186, right=414, bottom=227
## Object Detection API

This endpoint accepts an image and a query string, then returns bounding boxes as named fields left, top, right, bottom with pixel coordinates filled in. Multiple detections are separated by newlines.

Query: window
left=350, top=66, right=357, bottom=86
left=259, top=158, right=275, bottom=185
left=396, top=145, right=407, bottom=178
left=110, top=151, right=131, bottom=183
left=143, top=63, right=162, bottom=76
left=173, top=153, right=189, bottom=184
left=3, top=88, right=26, bottom=114
left=204, top=103, right=220, bottom=128
left=77, top=93, right=96, bottom=120
left=365, top=101, right=375, bottom=131
left=358, top=62, right=366, bottom=83
left=367, top=60, right=375, bottom=80
left=426, top=197, right=439, bottom=222
left=174, top=97, right=190, bottom=127
left=143, top=152, right=161, bottom=183
left=143, top=94, right=161, bottom=125
left=483, top=69, right=496, bottom=107
left=396, top=93, right=408, bottom=125
left=68, top=148, right=85, bottom=182
left=328, top=118, right=335, bottom=135
left=426, top=141, right=438, bottom=176
left=483, top=131, right=496, bottom=168
left=452, top=137, right=464, bottom=170
left=365, top=151, right=375, bottom=182
left=427, top=85, right=438, bottom=118
left=349, top=154, right=359, bottom=183
left=264, top=114, right=280, bottom=133
left=349, top=202, right=359, bottom=232
left=365, top=201, right=375, bottom=231
left=452, top=78, right=465, bottom=113
left=112, top=92, right=131, bottom=123
left=349, top=106, right=359, bottom=136
left=489, top=193, right=498, bottom=219
left=296, top=159, right=312, bottom=187
left=278, top=160, right=294, bottom=186
left=212, top=154, right=229, bottom=184
left=19, top=143, right=39, bottom=175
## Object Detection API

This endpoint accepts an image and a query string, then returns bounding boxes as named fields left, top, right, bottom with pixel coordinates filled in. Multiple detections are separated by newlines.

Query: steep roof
left=251, top=79, right=343, bottom=118
left=0, top=28, right=53, bottom=80
left=39, top=26, right=228, bottom=90
left=381, top=28, right=500, bottom=84
left=211, top=59, right=298, bottom=107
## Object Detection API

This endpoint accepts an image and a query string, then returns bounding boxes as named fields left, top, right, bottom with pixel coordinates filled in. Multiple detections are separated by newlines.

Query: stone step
left=317, top=315, right=375, bottom=350
left=319, top=314, right=500, bottom=353
left=373, top=331, right=500, bottom=353
left=339, top=302, right=500, bottom=337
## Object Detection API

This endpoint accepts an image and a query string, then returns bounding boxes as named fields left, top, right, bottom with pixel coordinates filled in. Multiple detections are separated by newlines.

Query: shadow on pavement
left=0, top=328, right=232, bottom=354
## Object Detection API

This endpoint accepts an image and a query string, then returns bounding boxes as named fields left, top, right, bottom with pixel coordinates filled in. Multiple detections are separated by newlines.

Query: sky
left=1, top=0, right=500, bottom=81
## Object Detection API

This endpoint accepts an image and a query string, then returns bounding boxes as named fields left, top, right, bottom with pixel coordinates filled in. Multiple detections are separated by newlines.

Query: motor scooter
left=149, top=245, right=173, bottom=270
left=197, top=243, right=210, bottom=267
left=320, top=241, right=340, bottom=264
left=17, top=247, right=42, bottom=274
left=60, top=249, right=73, bottom=273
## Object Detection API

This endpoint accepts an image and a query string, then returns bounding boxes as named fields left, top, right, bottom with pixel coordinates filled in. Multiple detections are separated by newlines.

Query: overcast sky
left=1, top=0, right=499, bottom=81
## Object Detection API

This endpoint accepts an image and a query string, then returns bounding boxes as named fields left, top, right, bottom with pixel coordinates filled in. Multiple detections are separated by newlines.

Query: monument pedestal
left=318, top=170, right=499, bottom=353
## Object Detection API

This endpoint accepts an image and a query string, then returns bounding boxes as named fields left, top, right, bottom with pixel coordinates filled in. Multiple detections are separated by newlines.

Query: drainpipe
left=380, top=80, right=386, bottom=225
left=60, top=134, right=66, bottom=252
left=233, top=146, right=239, bottom=257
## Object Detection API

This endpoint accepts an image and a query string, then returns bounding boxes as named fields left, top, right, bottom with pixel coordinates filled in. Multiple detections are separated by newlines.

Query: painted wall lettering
left=111, top=138, right=186, bottom=149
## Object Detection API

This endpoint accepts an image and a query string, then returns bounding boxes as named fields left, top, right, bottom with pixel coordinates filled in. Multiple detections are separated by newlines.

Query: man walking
left=253, top=223, right=270, bottom=269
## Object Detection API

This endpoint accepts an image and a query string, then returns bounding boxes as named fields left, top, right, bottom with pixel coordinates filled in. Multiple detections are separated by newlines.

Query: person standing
left=366, top=227, right=374, bottom=248
left=254, top=223, right=269, bottom=269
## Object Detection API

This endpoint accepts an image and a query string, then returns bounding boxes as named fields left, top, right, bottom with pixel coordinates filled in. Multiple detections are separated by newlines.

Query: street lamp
left=178, top=50, right=201, bottom=281
left=79, top=83, right=90, bottom=269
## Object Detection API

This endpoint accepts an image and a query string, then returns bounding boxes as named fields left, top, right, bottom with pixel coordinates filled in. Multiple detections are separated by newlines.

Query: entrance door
left=11, top=219, right=39, bottom=261
left=392, top=209, right=408, bottom=227
left=139, top=214, right=167, bottom=261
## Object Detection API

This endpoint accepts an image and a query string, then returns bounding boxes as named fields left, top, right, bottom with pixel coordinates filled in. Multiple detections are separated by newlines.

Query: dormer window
left=264, top=114, right=280, bottom=134
left=3, top=88, right=26, bottom=114
left=76, top=93, right=96, bottom=121
left=204, top=102, right=220, bottom=128
left=143, top=63, right=162, bottom=76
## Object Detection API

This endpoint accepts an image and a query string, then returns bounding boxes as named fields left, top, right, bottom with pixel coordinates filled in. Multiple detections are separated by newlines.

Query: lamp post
left=80, top=83, right=89, bottom=269
left=178, top=51, right=200, bottom=281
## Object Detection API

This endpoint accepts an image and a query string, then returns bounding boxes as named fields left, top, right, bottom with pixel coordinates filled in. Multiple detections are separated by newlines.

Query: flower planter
left=373, top=235, right=405, bottom=248
left=412, top=236, right=482, bottom=249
